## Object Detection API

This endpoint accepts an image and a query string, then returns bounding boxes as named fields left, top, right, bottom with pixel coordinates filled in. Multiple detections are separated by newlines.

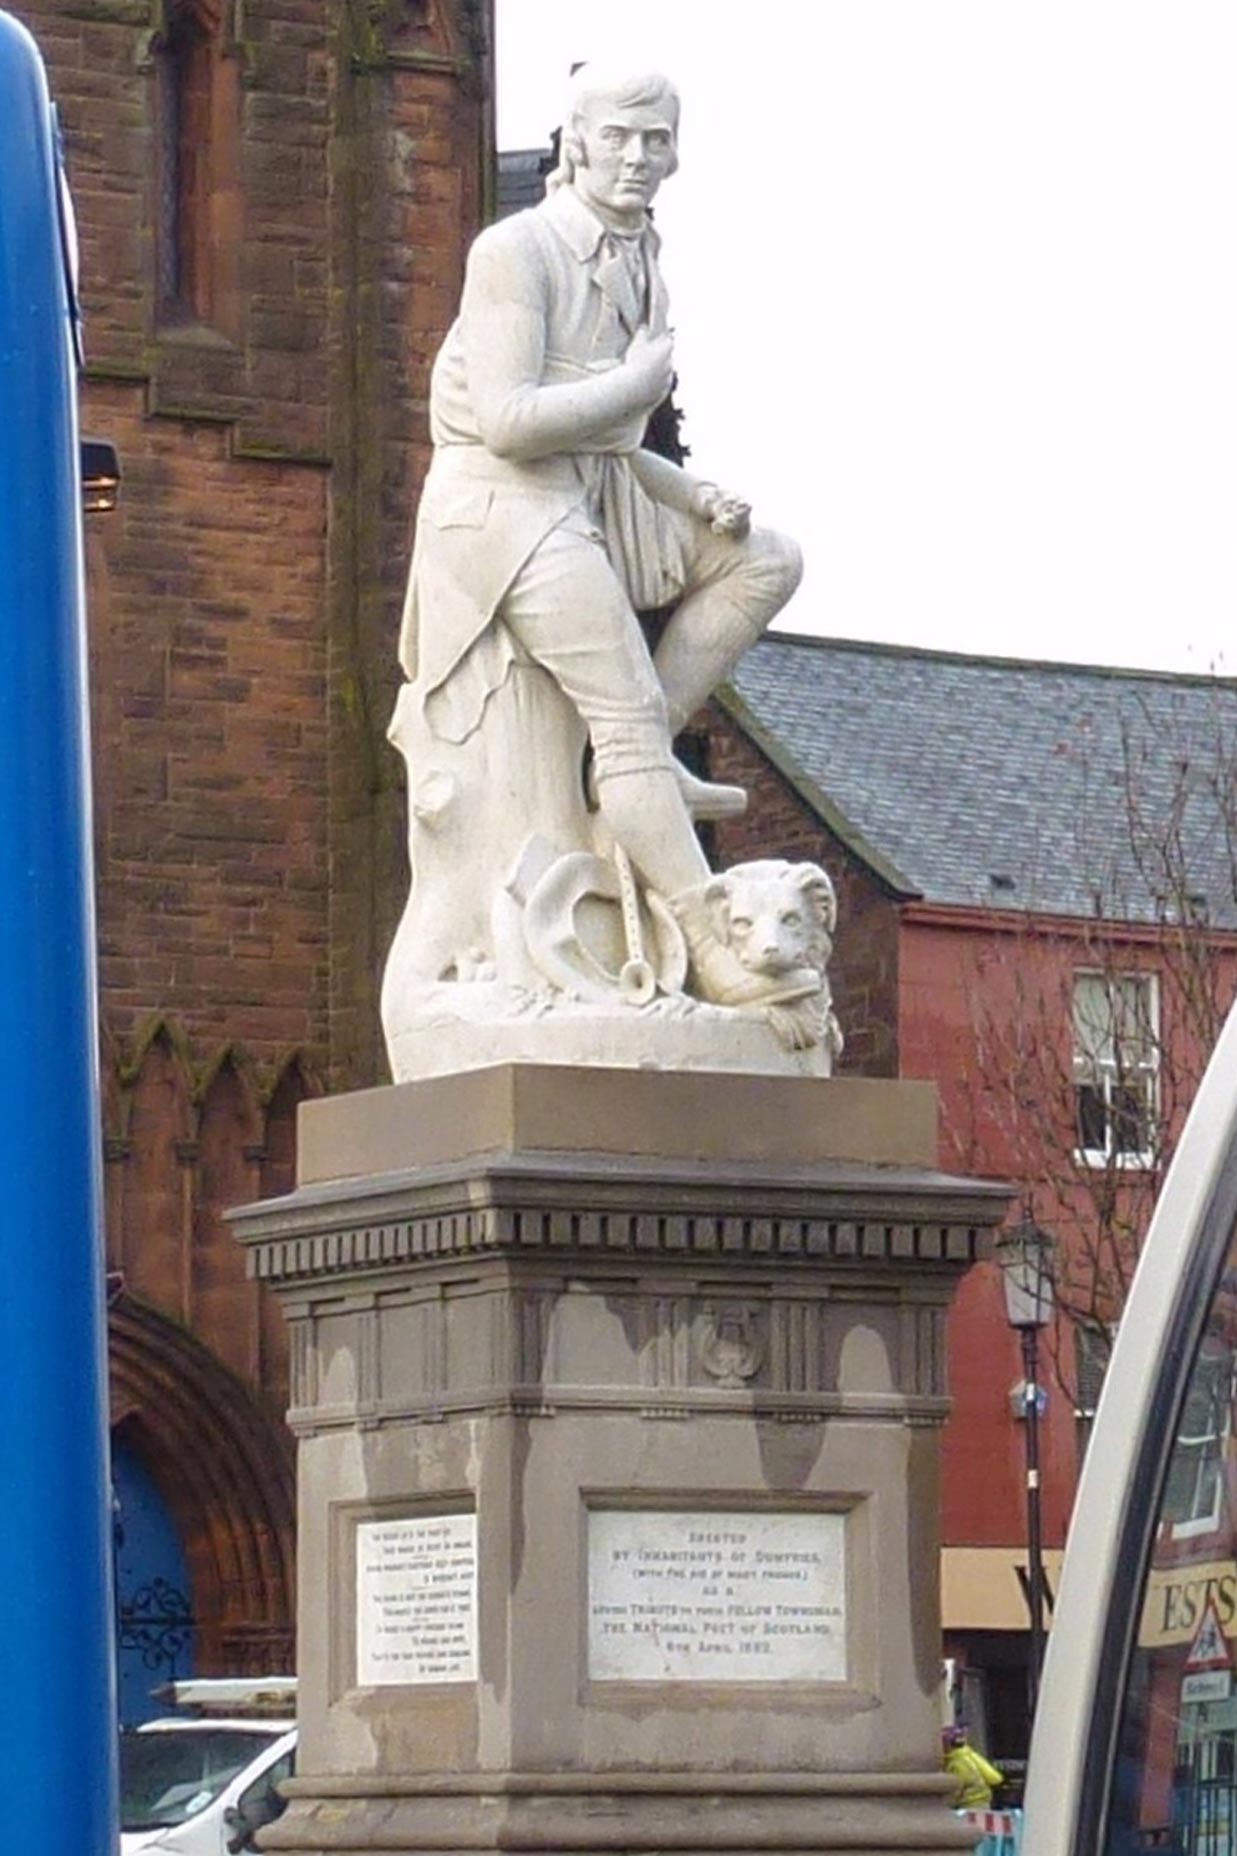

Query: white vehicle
left=120, top=1678, right=296, bottom=1855
left=1023, top=1002, right=1237, bottom=1852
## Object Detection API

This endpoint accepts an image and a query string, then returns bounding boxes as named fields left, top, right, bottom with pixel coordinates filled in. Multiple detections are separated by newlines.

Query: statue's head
left=552, top=64, right=680, bottom=226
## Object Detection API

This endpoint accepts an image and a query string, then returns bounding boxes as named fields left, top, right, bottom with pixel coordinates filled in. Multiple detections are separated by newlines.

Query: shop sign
left=1140, top=1559, right=1237, bottom=1649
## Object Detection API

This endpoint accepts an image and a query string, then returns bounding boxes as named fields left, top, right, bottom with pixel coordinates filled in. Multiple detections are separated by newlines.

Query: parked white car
left=120, top=1678, right=296, bottom=1855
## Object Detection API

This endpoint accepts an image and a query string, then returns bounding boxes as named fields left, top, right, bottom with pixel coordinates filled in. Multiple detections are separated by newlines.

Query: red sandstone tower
left=15, top=0, right=491, bottom=1699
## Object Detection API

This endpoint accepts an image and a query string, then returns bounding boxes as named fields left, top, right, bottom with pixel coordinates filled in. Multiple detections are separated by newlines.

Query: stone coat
left=397, top=184, right=689, bottom=742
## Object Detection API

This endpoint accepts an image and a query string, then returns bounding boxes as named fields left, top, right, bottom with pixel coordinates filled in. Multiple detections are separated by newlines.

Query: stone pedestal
left=230, top=1066, right=1008, bottom=1856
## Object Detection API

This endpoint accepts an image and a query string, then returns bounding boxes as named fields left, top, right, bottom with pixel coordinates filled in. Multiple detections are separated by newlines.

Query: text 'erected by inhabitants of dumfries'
left=587, top=1509, right=846, bottom=1683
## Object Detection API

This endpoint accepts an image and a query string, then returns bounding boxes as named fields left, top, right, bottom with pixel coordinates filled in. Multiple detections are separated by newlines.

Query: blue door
left=112, top=1438, right=196, bottom=1725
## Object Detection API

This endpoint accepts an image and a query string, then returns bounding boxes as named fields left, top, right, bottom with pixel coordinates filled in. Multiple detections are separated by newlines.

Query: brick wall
left=28, top=0, right=491, bottom=1092
left=84, top=387, right=329, bottom=1063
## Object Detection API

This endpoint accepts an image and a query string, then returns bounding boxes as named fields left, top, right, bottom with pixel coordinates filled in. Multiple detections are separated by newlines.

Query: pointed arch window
left=155, top=0, right=241, bottom=336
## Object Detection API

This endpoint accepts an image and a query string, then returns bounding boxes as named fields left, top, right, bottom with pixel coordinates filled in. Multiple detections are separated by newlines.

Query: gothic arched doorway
left=109, top=1294, right=295, bottom=1708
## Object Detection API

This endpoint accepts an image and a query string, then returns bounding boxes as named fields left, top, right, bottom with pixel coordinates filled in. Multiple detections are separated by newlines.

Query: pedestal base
left=266, top=1773, right=977, bottom=1854
left=231, top=1069, right=1005, bottom=1856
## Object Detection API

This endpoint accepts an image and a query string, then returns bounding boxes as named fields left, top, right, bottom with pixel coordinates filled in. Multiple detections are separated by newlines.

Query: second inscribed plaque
left=356, top=1512, right=477, bottom=1686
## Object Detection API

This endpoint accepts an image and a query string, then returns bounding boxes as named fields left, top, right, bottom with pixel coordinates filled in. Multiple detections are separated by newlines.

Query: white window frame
left=1071, top=970, right=1160, bottom=1171
left=1164, top=1347, right=1232, bottom=1541
left=1073, top=1320, right=1118, bottom=1465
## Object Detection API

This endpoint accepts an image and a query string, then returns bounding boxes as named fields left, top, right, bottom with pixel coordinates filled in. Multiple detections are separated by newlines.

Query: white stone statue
left=382, top=64, right=842, bottom=1080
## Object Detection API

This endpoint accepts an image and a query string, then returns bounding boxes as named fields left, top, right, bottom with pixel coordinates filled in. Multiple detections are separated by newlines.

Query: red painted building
left=706, top=632, right=1237, bottom=1768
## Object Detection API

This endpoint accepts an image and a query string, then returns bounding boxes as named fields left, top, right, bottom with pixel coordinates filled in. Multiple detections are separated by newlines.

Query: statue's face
left=571, top=93, right=677, bottom=222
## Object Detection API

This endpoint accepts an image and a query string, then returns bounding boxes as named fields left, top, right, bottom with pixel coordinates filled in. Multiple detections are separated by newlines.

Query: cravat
left=595, top=232, right=648, bottom=333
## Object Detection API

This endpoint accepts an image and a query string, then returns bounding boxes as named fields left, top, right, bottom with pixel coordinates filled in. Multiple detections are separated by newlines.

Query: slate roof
left=727, top=635, right=1237, bottom=929
left=496, top=148, right=550, bottom=219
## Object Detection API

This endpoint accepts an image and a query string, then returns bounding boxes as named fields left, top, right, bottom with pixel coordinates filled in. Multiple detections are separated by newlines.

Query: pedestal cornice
left=233, top=1147, right=1009, bottom=1289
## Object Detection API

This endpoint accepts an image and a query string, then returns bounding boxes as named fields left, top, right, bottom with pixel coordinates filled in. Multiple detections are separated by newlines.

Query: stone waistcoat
left=397, top=186, right=683, bottom=738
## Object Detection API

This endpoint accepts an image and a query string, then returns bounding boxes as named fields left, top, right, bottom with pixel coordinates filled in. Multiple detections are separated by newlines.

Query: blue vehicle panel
left=0, top=11, right=118, bottom=1851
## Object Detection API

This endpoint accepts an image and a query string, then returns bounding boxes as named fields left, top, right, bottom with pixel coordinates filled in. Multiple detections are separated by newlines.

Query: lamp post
left=995, top=1219, right=1056, bottom=1723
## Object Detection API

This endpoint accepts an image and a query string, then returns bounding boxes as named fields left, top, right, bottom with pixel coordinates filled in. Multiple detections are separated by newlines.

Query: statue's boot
left=586, top=755, right=746, bottom=821
left=669, top=882, right=821, bottom=1010
left=674, top=761, right=747, bottom=820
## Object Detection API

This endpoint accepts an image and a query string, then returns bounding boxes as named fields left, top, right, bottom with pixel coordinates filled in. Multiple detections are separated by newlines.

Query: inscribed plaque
left=356, top=1512, right=477, bottom=1686
left=588, top=1508, right=846, bottom=1682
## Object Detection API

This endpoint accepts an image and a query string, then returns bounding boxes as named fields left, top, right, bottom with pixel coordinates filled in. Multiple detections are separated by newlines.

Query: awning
left=942, top=1546, right=1066, bottom=1632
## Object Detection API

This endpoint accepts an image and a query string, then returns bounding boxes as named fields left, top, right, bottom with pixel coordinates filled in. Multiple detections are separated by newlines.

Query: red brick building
left=705, top=632, right=1237, bottom=1768
left=16, top=0, right=492, bottom=1713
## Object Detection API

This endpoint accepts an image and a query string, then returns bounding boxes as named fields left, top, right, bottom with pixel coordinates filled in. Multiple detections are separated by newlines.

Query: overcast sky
left=496, top=3, right=1237, bottom=675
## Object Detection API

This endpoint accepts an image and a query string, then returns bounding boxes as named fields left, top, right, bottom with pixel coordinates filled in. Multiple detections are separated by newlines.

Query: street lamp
left=995, top=1218, right=1056, bottom=1723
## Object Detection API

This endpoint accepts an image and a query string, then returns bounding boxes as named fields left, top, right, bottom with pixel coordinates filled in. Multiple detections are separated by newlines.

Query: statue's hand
left=693, top=483, right=752, bottom=539
left=624, top=326, right=676, bottom=410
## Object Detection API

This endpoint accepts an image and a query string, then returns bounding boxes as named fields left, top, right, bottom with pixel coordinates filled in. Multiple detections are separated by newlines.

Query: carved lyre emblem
left=699, top=1303, right=764, bottom=1388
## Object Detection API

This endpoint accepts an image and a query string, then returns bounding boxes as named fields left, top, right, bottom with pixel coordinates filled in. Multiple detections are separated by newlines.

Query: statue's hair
left=545, top=64, right=680, bottom=195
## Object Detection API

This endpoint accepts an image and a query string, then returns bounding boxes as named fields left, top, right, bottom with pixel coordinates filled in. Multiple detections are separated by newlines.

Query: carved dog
left=704, top=860, right=843, bottom=1056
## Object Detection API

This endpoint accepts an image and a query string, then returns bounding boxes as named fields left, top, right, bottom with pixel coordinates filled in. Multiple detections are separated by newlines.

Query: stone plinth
left=230, top=1066, right=1007, bottom=1856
